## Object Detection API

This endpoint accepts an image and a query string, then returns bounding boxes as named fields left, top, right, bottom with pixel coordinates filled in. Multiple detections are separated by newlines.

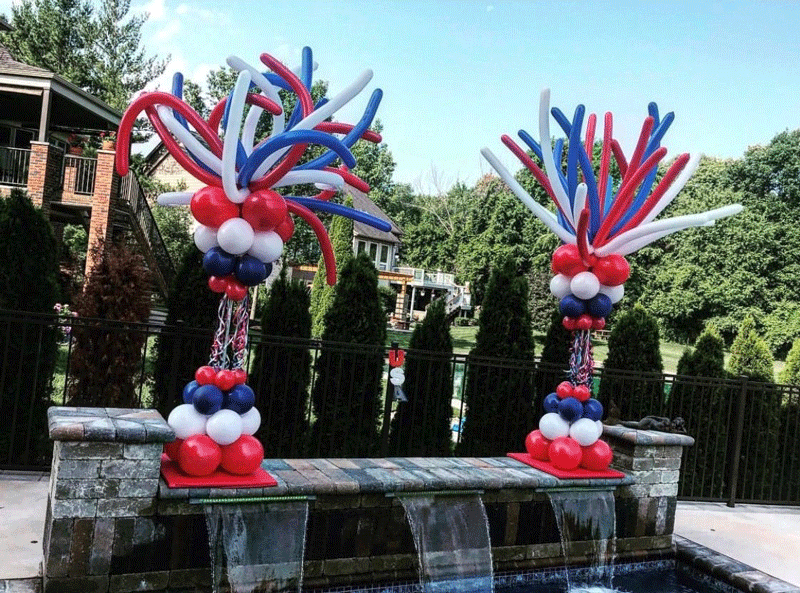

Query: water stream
left=204, top=500, right=309, bottom=593
left=547, top=490, right=617, bottom=593
left=399, top=492, right=494, bottom=593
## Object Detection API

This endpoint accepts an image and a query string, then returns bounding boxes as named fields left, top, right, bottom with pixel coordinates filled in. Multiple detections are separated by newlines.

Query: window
left=369, top=243, right=378, bottom=262
left=379, top=245, right=389, bottom=270
left=357, top=240, right=366, bottom=254
left=14, top=129, right=34, bottom=149
left=0, top=126, right=10, bottom=147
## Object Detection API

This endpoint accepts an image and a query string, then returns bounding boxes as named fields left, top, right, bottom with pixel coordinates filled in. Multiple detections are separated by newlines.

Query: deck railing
left=0, top=146, right=31, bottom=187
left=62, top=155, right=97, bottom=195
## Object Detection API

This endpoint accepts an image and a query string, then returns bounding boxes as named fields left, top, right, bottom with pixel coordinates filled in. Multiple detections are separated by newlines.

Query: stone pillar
left=27, top=141, right=64, bottom=217
left=85, top=149, right=119, bottom=278
left=43, top=407, right=174, bottom=593
left=603, top=425, right=694, bottom=559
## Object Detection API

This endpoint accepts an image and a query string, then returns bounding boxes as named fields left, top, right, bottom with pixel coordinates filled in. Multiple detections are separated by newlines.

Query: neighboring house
left=0, top=36, right=174, bottom=296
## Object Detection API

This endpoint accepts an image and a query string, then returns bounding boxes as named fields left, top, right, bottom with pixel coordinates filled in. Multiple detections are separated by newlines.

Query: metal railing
left=0, top=146, right=31, bottom=186
left=62, top=155, right=97, bottom=195
left=0, top=308, right=798, bottom=505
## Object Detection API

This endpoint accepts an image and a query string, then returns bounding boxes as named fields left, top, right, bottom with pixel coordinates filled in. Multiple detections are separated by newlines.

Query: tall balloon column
left=484, top=89, right=742, bottom=474
left=115, top=48, right=390, bottom=479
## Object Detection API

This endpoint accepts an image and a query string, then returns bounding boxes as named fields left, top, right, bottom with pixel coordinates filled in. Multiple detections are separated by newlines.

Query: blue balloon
left=560, top=295, right=586, bottom=318
left=203, top=247, right=236, bottom=277
left=558, top=397, right=583, bottom=423
left=182, top=380, right=199, bottom=405
left=226, top=384, right=255, bottom=414
left=193, top=384, right=224, bottom=415
left=583, top=398, right=604, bottom=421
left=235, top=255, right=269, bottom=286
left=543, top=392, right=560, bottom=413
left=587, top=294, right=613, bottom=318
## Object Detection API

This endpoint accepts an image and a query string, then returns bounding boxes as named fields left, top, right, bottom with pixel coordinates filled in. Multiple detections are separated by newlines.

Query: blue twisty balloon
left=558, top=397, right=583, bottom=423
left=193, top=384, right=224, bottom=415
left=235, top=255, right=269, bottom=286
left=583, top=398, right=604, bottom=421
left=560, top=295, right=586, bottom=318
left=587, top=294, right=613, bottom=318
left=203, top=247, right=236, bottom=277
left=226, top=384, right=255, bottom=414
left=182, top=380, right=199, bottom=405
left=543, top=392, right=560, bottom=413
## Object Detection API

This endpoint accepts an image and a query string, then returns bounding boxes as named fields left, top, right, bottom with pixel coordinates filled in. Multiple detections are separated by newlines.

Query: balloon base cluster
left=160, top=454, right=277, bottom=489
left=507, top=451, right=625, bottom=479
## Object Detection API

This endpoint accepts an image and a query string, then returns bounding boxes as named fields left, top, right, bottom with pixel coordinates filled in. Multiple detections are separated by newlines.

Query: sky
left=3, top=0, right=800, bottom=192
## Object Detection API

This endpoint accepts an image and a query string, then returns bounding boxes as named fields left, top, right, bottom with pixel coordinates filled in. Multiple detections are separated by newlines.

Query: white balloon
left=194, top=225, right=219, bottom=253
left=217, top=218, right=254, bottom=255
left=599, top=283, right=625, bottom=304
left=206, top=409, right=243, bottom=446
left=569, top=418, right=600, bottom=446
left=550, top=274, right=572, bottom=299
left=595, top=420, right=605, bottom=439
left=570, top=271, right=600, bottom=300
left=221, top=70, right=251, bottom=203
left=539, top=412, right=570, bottom=441
left=248, top=231, right=283, bottom=263
left=167, top=404, right=207, bottom=439
left=240, top=407, right=261, bottom=436
left=390, top=376, right=404, bottom=386
left=389, top=367, right=405, bottom=380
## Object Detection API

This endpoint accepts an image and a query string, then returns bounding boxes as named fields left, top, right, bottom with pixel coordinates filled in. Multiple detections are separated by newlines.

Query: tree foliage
left=779, top=339, right=800, bottom=385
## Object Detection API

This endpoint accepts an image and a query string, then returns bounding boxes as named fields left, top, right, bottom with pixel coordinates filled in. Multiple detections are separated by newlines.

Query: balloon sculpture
left=484, top=89, right=742, bottom=473
left=116, top=47, right=390, bottom=478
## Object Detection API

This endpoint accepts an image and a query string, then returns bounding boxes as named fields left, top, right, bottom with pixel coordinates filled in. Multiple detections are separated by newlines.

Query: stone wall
left=42, top=407, right=693, bottom=593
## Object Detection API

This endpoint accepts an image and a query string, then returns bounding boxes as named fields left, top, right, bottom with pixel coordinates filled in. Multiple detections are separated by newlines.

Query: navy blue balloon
left=235, top=255, right=270, bottom=286
left=543, top=392, right=560, bottom=413
left=226, top=384, right=255, bottom=414
left=587, top=293, right=613, bottom=318
left=558, top=396, right=583, bottom=423
left=182, top=380, right=199, bottom=405
left=559, top=295, right=586, bottom=318
left=203, top=247, right=236, bottom=277
left=583, top=398, right=604, bottom=421
left=193, top=384, right=224, bottom=415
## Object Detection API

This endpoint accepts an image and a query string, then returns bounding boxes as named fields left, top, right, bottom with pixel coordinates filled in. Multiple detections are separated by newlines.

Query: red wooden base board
left=507, top=452, right=626, bottom=479
left=160, top=456, right=278, bottom=489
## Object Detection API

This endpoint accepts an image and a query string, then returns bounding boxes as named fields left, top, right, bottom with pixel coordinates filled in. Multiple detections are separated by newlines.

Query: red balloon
left=215, top=369, right=237, bottom=391
left=562, top=316, right=578, bottom=331
left=232, top=369, right=248, bottom=385
left=592, top=317, right=606, bottom=330
left=195, top=365, right=217, bottom=385
left=208, top=275, right=228, bottom=293
left=581, top=439, right=613, bottom=471
left=190, top=186, right=240, bottom=228
left=551, top=244, right=587, bottom=277
left=225, top=279, right=248, bottom=301
left=220, top=435, right=264, bottom=475
left=576, top=314, right=593, bottom=330
left=556, top=381, right=574, bottom=399
left=593, top=254, right=630, bottom=287
left=573, top=384, right=591, bottom=402
left=525, top=430, right=551, bottom=461
left=274, top=216, right=295, bottom=242
left=241, top=190, right=288, bottom=232
left=164, top=438, right=183, bottom=462
left=178, top=435, right=222, bottom=476
left=548, top=437, right=583, bottom=471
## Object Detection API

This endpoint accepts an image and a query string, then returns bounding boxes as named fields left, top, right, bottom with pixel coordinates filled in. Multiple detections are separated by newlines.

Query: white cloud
left=153, top=18, right=181, bottom=44
left=141, top=0, right=167, bottom=21
left=175, top=3, right=189, bottom=15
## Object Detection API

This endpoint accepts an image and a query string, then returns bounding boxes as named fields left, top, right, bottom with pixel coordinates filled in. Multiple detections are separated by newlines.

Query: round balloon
left=559, top=295, right=585, bottom=318
left=235, top=255, right=269, bottom=286
left=570, top=271, right=600, bottom=300
left=195, top=365, right=217, bottom=385
left=581, top=439, right=613, bottom=471
left=558, top=397, right=583, bottom=423
left=206, top=409, right=243, bottom=446
left=225, top=279, right=248, bottom=301
left=551, top=244, right=586, bottom=277
left=208, top=275, right=228, bottom=293
left=239, top=406, right=261, bottom=436
left=217, top=217, right=255, bottom=255
left=539, top=412, right=570, bottom=440
left=164, top=437, right=183, bottom=462
left=548, top=437, right=582, bottom=471
left=241, top=190, right=287, bottom=232
left=178, top=435, right=222, bottom=476
left=192, top=384, right=224, bottom=415
left=572, top=384, right=591, bottom=402
left=543, top=393, right=560, bottom=413
left=576, top=314, right=593, bottom=330
left=202, top=247, right=236, bottom=277
left=587, top=294, right=613, bottom=318
left=595, top=420, right=604, bottom=439
left=190, top=186, right=239, bottom=228
left=274, top=216, right=295, bottom=242
left=569, top=418, right=600, bottom=446
left=194, top=225, right=218, bottom=253
left=525, top=430, right=551, bottom=461
left=167, top=404, right=207, bottom=439
left=214, top=369, right=237, bottom=392
left=182, top=380, right=199, bottom=405
left=593, top=254, right=630, bottom=287
left=220, top=435, right=264, bottom=475
left=549, top=274, right=572, bottom=299
left=226, top=384, right=255, bottom=414
left=248, top=231, right=284, bottom=263
left=583, top=398, right=604, bottom=421
left=599, top=283, right=624, bottom=304
left=556, top=381, right=573, bottom=399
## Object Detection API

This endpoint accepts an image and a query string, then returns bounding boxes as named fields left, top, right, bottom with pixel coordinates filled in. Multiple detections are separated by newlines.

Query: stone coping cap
left=603, top=425, right=695, bottom=447
left=159, top=455, right=632, bottom=499
left=48, top=406, right=175, bottom=443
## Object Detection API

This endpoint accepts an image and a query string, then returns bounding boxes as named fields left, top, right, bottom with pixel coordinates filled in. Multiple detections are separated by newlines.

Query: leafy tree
left=67, top=239, right=151, bottom=408
left=310, top=253, right=386, bottom=456
left=388, top=299, right=453, bottom=456
left=779, top=339, right=800, bottom=385
left=598, top=303, right=664, bottom=420
left=250, top=268, right=311, bottom=457
left=152, top=247, right=220, bottom=415
left=457, top=256, right=535, bottom=456
left=0, top=190, right=60, bottom=465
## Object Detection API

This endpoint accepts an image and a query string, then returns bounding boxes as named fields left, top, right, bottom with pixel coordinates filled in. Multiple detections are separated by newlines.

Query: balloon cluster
left=115, top=47, right=390, bottom=478
left=388, top=347, right=407, bottom=401
left=482, top=89, right=743, bottom=473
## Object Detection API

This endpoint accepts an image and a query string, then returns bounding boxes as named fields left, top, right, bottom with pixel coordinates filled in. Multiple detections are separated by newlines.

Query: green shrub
left=779, top=338, right=800, bottom=385
left=534, top=308, right=572, bottom=420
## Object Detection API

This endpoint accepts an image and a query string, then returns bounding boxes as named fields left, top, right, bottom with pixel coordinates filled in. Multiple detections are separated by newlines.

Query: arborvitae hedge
left=310, top=252, right=386, bottom=456
left=0, top=190, right=60, bottom=465
left=456, top=257, right=535, bottom=456
left=388, top=299, right=453, bottom=456
left=780, top=338, right=800, bottom=385
left=598, top=303, right=664, bottom=420
left=68, top=239, right=151, bottom=408
left=152, top=247, right=220, bottom=416
left=534, top=308, right=572, bottom=421
left=250, top=268, right=312, bottom=457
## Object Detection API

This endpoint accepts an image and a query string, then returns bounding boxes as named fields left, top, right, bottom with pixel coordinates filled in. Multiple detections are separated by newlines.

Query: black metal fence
left=1, top=309, right=799, bottom=505
left=0, top=146, right=31, bottom=187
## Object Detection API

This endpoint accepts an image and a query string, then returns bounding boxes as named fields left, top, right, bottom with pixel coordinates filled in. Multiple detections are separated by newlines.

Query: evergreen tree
left=250, top=268, right=312, bottom=457
left=152, top=247, right=220, bottom=415
left=67, top=239, right=151, bottom=408
left=779, top=338, right=800, bottom=385
left=0, top=190, right=60, bottom=465
left=728, top=316, right=774, bottom=382
left=310, top=253, right=386, bottom=456
left=534, top=308, right=572, bottom=421
left=598, top=303, right=664, bottom=420
left=388, top=299, right=453, bottom=456
left=456, top=257, right=536, bottom=456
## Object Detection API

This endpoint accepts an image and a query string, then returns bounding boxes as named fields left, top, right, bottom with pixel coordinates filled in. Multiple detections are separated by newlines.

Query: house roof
left=349, top=188, right=402, bottom=244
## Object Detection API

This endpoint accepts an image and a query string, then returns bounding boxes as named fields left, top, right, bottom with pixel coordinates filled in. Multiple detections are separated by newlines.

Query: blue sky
left=3, top=0, right=799, bottom=191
